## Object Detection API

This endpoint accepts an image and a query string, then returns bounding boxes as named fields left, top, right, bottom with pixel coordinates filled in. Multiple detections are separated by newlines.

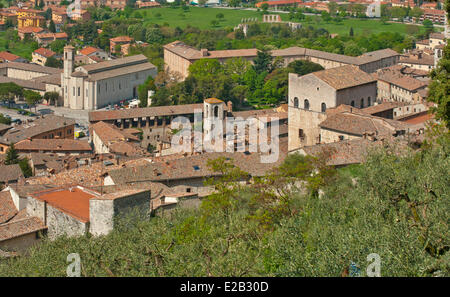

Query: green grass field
left=138, top=7, right=264, bottom=29
left=137, top=7, right=432, bottom=36
left=0, top=31, right=36, bottom=60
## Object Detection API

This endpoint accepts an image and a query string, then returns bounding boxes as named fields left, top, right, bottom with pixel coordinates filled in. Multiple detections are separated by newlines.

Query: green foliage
left=19, top=157, right=32, bottom=178
left=43, top=91, right=60, bottom=105
left=24, top=90, right=42, bottom=108
left=49, top=39, right=66, bottom=54
left=286, top=60, right=324, bottom=76
left=138, top=76, right=156, bottom=108
left=145, top=28, right=164, bottom=43
left=48, top=20, right=56, bottom=33
left=44, top=56, right=63, bottom=68
left=0, top=113, right=11, bottom=125
left=253, top=49, right=274, bottom=73
left=5, top=143, right=18, bottom=165
left=0, top=82, right=23, bottom=104
left=427, top=2, right=450, bottom=127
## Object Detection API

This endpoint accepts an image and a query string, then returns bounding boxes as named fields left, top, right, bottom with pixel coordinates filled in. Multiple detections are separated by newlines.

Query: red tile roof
left=31, top=186, right=100, bottom=222
left=15, top=139, right=92, bottom=152
left=18, top=26, right=44, bottom=34
left=33, top=47, right=56, bottom=58
left=256, top=0, right=303, bottom=7
left=0, top=51, right=21, bottom=62
left=110, top=36, right=133, bottom=43
left=79, top=46, right=101, bottom=56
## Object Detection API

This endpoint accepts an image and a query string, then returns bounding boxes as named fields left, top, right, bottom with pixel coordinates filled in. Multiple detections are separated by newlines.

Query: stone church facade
left=62, top=45, right=157, bottom=110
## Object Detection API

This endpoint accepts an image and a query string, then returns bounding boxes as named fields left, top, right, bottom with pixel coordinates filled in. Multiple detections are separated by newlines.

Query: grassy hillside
left=135, top=7, right=428, bottom=35
left=137, top=7, right=261, bottom=29
left=0, top=31, right=37, bottom=60
left=0, top=133, right=448, bottom=277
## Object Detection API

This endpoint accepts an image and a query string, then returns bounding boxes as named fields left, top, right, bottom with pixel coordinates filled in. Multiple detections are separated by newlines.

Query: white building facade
left=62, top=45, right=157, bottom=110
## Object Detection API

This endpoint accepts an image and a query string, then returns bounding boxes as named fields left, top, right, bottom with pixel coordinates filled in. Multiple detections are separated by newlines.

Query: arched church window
left=304, top=99, right=310, bottom=110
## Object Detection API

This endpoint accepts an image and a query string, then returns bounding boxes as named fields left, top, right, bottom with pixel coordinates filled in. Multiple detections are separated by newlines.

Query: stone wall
left=164, top=48, right=192, bottom=80
left=287, top=72, right=377, bottom=150
left=6, top=68, right=50, bottom=80
left=27, top=196, right=89, bottom=240
left=89, top=189, right=150, bottom=236
left=320, top=128, right=361, bottom=144
left=26, top=197, right=46, bottom=223
left=46, top=205, right=88, bottom=240
left=0, top=232, right=41, bottom=252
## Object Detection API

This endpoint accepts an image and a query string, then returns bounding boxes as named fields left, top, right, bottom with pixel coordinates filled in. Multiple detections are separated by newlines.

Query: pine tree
left=5, top=143, right=19, bottom=165
left=49, top=20, right=56, bottom=33
left=349, top=27, right=354, bottom=37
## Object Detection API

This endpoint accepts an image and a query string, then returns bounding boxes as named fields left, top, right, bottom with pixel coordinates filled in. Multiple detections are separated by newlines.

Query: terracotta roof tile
left=0, top=164, right=23, bottom=183
left=312, top=65, right=377, bottom=90
left=0, top=51, right=21, bottom=62
left=15, top=139, right=92, bottom=152
left=79, top=46, right=101, bottom=56
left=33, top=47, right=56, bottom=58
left=30, top=186, right=100, bottom=223
left=0, top=217, right=46, bottom=242
left=299, top=138, right=382, bottom=166
left=0, top=191, right=17, bottom=224
left=0, top=115, right=75, bottom=144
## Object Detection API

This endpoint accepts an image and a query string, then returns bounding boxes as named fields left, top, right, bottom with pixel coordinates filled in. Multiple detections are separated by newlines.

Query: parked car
left=11, top=118, right=22, bottom=124
left=38, top=108, right=54, bottom=115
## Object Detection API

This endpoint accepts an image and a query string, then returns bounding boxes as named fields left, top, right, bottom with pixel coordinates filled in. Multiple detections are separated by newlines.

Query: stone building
left=16, top=9, right=44, bottom=28
left=399, top=51, right=435, bottom=71
left=34, top=32, right=68, bottom=46
left=0, top=115, right=76, bottom=154
left=288, top=65, right=378, bottom=150
left=164, top=41, right=400, bottom=80
left=78, top=46, right=110, bottom=63
left=318, top=109, right=409, bottom=143
left=14, top=139, right=92, bottom=155
left=0, top=61, right=63, bottom=97
left=0, top=51, right=28, bottom=63
left=375, top=68, right=428, bottom=103
left=0, top=190, right=46, bottom=252
left=26, top=186, right=151, bottom=239
left=89, top=98, right=288, bottom=154
left=0, top=164, right=24, bottom=185
left=90, top=121, right=144, bottom=156
left=32, top=47, right=57, bottom=66
left=61, top=45, right=157, bottom=110
left=110, top=36, right=133, bottom=55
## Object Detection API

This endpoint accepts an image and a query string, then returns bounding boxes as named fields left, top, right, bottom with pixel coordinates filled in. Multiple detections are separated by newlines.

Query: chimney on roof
left=200, top=48, right=208, bottom=57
